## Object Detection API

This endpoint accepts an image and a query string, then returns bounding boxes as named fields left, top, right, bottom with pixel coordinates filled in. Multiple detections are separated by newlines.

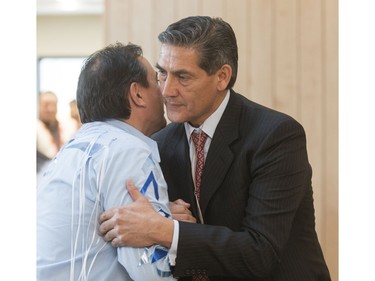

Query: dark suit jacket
left=152, top=90, right=331, bottom=281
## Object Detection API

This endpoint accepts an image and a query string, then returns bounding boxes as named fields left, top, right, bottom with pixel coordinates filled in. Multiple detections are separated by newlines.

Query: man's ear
left=216, top=64, right=232, bottom=91
left=129, top=82, right=146, bottom=107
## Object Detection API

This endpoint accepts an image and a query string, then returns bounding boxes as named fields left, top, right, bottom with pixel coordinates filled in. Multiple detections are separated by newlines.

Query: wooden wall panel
left=104, top=1, right=338, bottom=280
left=323, top=0, right=338, bottom=279
left=175, top=0, right=200, bottom=19
left=299, top=0, right=324, bottom=239
left=128, top=0, right=154, bottom=59
left=152, top=0, right=175, bottom=63
left=104, top=0, right=130, bottom=45
left=201, top=0, right=225, bottom=17
left=224, top=0, right=248, bottom=96
left=249, top=0, right=273, bottom=107
left=274, top=0, right=298, bottom=119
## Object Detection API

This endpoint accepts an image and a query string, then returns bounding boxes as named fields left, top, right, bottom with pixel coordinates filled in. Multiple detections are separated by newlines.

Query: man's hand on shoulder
left=98, top=180, right=174, bottom=248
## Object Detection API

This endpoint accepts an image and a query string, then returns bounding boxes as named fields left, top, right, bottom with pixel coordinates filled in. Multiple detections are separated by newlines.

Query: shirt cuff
left=168, top=220, right=179, bottom=266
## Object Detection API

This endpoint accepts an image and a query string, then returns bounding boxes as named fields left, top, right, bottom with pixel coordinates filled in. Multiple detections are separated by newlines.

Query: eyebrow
left=155, top=63, right=194, bottom=77
left=155, top=63, right=163, bottom=71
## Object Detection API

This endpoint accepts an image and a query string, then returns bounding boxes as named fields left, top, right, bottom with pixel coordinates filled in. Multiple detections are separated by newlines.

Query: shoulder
left=231, top=91, right=300, bottom=126
left=76, top=122, right=152, bottom=160
left=226, top=91, right=305, bottom=143
left=152, top=122, right=184, bottom=142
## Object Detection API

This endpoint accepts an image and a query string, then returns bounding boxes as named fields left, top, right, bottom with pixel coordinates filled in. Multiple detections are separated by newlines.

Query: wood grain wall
left=104, top=1, right=338, bottom=280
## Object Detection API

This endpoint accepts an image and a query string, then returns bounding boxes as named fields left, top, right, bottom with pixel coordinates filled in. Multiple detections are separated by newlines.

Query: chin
left=167, top=113, right=186, bottom=124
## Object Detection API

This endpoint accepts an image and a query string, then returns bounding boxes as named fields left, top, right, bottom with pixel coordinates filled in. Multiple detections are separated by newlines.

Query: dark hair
left=77, top=42, right=149, bottom=123
left=158, top=16, right=238, bottom=89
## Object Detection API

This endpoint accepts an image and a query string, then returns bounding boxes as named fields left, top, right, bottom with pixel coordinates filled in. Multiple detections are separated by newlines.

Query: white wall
left=37, top=14, right=104, bottom=57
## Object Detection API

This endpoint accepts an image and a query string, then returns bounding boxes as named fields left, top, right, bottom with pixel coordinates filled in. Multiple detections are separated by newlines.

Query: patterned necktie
left=191, top=130, right=209, bottom=281
left=191, top=130, right=208, bottom=201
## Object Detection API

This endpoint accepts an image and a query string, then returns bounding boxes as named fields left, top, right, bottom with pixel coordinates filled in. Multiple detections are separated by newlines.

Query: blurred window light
left=38, top=57, right=87, bottom=121
left=37, top=0, right=104, bottom=15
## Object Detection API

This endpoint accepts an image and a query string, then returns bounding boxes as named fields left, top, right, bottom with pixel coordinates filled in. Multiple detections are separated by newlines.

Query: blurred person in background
left=69, top=99, right=82, bottom=131
left=36, top=91, right=70, bottom=173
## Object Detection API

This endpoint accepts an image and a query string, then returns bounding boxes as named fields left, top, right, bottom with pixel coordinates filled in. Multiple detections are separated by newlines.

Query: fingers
left=126, top=179, right=143, bottom=201
left=169, top=200, right=197, bottom=223
left=99, top=215, right=125, bottom=247
left=99, top=207, right=117, bottom=224
left=102, top=228, right=124, bottom=247
left=112, top=236, right=122, bottom=247
left=169, top=201, right=192, bottom=214
left=173, top=199, right=191, bottom=208
left=98, top=215, right=115, bottom=237
left=99, top=179, right=141, bottom=225
left=172, top=213, right=197, bottom=223
left=103, top=228, right=117, bottom=242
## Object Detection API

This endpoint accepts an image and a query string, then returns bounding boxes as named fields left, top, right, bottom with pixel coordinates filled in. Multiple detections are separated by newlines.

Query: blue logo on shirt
left=140, top=171, right=159, bottom=200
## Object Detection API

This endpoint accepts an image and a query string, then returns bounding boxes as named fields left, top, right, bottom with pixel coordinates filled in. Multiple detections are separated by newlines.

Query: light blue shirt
left=37, top=119, right=176, bottom=281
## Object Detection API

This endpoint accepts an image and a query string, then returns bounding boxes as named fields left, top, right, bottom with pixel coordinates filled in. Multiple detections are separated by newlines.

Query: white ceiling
left=37, top=0, right=104, bottom=15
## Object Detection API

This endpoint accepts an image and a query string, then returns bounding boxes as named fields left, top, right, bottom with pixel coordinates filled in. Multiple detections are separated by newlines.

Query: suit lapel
left=199, top=91, right=242, bottom=214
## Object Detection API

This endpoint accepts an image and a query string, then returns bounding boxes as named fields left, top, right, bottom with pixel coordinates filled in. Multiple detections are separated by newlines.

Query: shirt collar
left=184, top=90, right=230, bottom=139
left=106, top=119, right=161, bottom=163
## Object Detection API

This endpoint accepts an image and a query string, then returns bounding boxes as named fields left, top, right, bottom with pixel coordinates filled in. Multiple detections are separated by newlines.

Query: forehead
left=39, top=93, right=57, bottom=103
left=158, top=45, right=200, bottom=71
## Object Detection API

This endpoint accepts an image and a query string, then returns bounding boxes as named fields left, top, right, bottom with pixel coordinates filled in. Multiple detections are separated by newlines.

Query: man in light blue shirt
left=37, top=43, right=176, bottom=281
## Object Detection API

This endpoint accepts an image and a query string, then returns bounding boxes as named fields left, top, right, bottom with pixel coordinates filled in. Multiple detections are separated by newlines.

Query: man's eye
left=178, top=75, right=189, bottom=81
left=158, top=72, right=167, bottom=81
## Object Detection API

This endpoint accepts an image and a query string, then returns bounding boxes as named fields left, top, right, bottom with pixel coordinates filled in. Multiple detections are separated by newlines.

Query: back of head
left=77, top=42, right=149, bottom=124
left=158, top=16, right=238, bottom=89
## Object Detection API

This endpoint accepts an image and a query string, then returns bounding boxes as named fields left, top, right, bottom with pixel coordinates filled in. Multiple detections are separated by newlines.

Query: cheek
left=185, top=91, right=209, bottom=112
left=185, top=99, right=200, bottom=113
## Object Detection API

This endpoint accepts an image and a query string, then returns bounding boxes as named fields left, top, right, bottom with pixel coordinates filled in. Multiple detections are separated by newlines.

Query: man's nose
left=161, top=76, right=178, bottom=98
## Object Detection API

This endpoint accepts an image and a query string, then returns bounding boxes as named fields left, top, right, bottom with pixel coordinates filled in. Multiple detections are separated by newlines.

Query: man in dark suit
left=99, top=16, right=331, bottom=281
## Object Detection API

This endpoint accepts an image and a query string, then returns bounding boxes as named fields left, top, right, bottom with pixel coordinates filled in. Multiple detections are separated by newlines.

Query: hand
left=169, top=199, right=197, bottom=223
left=99, top=179, right=173, bottom=248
